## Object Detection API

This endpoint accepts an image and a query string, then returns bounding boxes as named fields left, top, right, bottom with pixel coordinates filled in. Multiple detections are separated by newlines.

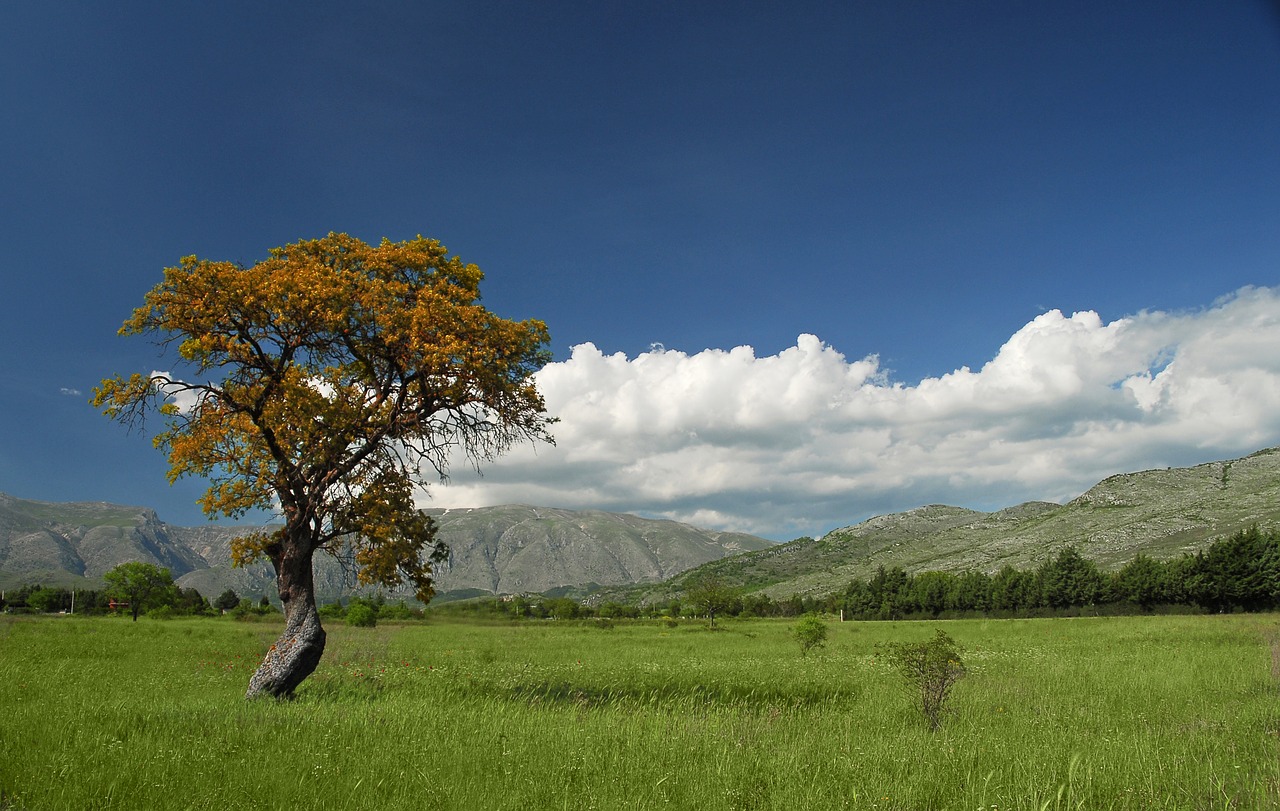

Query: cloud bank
left=430, top=287, right=1280, bottom=539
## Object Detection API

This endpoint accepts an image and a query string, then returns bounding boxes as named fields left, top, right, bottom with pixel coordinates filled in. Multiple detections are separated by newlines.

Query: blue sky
left=2, top=2, right=1279, bottom=539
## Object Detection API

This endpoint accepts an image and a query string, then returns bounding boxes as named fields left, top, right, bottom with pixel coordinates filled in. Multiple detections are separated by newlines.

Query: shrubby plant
left=793, top=613, right=828, bottom=656
left=883, top=629, right=966, bottom=730
left=345, top=602, right=377, bottom=628
left=231, top=598, right=278, bottom=621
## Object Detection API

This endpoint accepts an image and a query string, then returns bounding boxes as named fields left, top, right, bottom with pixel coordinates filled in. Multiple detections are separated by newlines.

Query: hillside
left=0, top=495, right=773, bottom=602
left=7, top=447, right=1280, bottom=605
left=608, top=448, right=1280, bottom=603
left=422, top=505, right=771, bottom=595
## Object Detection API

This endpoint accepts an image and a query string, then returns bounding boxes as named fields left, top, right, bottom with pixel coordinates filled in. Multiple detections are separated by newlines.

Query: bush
left=346, top=602, right=377, bottom=628
left=379, top=600, right=417, bottom=621
left=213, top=589, right=240, bottom=612
left=230, top=598, right=277, bottom=621
left=318, top=601, right=347, bottom=619
left=793, top=613, right=828, bottom=656
left=882, top=629, right=966, bottom=731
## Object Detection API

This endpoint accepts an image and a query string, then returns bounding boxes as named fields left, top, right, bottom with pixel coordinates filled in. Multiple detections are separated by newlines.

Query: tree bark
left=245, top=540, right=326, bottom=699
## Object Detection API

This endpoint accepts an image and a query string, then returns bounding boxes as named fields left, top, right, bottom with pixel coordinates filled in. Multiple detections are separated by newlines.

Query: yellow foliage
left=94, top=233, right=553, bottom=603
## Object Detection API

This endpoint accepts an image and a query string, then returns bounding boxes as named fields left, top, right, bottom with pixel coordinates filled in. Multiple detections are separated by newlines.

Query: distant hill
left=8, top=448, right=1279, bottom=606
left=422, top=505, right=771, bottom=595
left=604, top=448, right=1280, bottom=604
left=0, top=495, right=773, bottom=602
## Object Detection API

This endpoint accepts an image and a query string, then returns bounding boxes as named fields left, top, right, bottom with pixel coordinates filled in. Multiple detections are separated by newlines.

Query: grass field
left=1, top=613, right=1277, bottom=810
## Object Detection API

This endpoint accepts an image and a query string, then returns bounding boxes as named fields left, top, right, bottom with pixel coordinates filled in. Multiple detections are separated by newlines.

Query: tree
left=911, top=571, right=952, bottom=617
left=1039, top=546, right=1104, bottom=609
left=103, top=562, right=176, bottom=621
left=94, top=234, right=553, bottom=697
left=177, top=587, right=210, bottom=615
left=213, top=588, right=240, bottom=612
left=26, top=586, right=65, bottom=614
left=1113, top=554, right=1166, bottom=609
left=545, top=597, right=580, bottom=620
left=686, top=576, right=738, bottom=627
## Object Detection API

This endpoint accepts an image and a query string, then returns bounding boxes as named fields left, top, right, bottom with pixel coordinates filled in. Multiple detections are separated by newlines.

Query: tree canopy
left=103, top=562, right=175, bottom=621
left=94, top=233, right=554, bottom=696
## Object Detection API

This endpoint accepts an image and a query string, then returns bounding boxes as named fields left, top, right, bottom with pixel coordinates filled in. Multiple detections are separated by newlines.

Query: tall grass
left=1, top=614, right=1276, bottom=809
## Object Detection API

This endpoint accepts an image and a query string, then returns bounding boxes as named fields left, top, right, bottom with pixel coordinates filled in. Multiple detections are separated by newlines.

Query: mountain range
left=3, top=447, right=1278, bottom=604
left=0, top=495, right=772, bottom=602
left=603, top=447, right=1280, bottom=604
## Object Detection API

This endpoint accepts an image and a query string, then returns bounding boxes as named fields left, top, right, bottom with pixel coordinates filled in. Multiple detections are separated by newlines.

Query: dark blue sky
left=3, top=2, right=1279, bottom=531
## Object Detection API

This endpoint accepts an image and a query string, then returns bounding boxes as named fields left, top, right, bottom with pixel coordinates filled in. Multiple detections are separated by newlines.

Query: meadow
left=0, top=613, right=1276, bottom=810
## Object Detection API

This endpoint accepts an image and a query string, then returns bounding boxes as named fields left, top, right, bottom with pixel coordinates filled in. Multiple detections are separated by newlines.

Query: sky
left=2, top=2, right=1280, bottom=540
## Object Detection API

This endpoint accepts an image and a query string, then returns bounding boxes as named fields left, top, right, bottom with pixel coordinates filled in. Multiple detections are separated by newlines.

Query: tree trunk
left=245, top=540, right=326, bottom=699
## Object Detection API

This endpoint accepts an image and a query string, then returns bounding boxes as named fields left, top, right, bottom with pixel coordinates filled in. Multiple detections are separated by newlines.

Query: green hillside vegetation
left=6, top=447, right=1280, bottom=611
left=609, top=448, right=1280, bottom=605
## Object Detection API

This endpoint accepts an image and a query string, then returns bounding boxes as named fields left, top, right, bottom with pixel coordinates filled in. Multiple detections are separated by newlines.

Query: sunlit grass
left=1, top=614, right=1276, bottom=809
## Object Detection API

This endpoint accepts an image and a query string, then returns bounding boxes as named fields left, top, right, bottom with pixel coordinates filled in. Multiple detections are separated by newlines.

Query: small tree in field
left=686, top=576, right=738, bottom=628
left=103, top=562, right=175, bottom=622
left=94, top=233, right=553, bottom=698
left=793, top=612, right=828, bottom=656
left=883, top=629, right=966, bottom=731
left=213, top=588, right=240, bottom=612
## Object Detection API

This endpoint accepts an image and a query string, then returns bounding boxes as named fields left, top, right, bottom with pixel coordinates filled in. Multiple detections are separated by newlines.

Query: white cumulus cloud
left=428, top=287, right=1280, bottom=539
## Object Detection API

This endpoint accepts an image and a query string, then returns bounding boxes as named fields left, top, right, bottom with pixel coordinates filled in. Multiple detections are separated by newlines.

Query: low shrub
left=346, top=602, right=377, bottom=628
left=793, top=613, right=828, bottom=656
left=882, top=629, right=966, bottom=731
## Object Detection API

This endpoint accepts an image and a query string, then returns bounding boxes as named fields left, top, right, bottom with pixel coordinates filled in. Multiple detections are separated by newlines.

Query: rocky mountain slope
left=7, top=447, right=1279, bottom=605
left=610, top=448, right=1280, bottom=603
left=0, top=495, right=773, bottom=602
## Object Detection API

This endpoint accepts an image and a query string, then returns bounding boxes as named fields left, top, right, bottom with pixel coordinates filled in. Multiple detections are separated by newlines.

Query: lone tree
left=94, top=233, right=553, bottom=698
left=793, top=612, right=828, bottom=656
left=686, top=575, right=739, bottom=628
left=103, top=561, right=176, bottom=621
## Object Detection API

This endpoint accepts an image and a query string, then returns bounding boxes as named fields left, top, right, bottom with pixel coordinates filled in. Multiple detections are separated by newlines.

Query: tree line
left=434, top=525, right=1280, bottom=622
left=7, top=526, right=1278, bottom=623
left=2, top=562, right=268, bottom=620
left=838, top=525, right=1280, bottom=620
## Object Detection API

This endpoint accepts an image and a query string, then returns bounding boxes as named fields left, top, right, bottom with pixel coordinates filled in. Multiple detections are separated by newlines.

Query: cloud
left=149, top=371, right=204, bottom=414
left=429, top=287, right=1280, bottom=539
left=59, top=387, right=82, bottom=396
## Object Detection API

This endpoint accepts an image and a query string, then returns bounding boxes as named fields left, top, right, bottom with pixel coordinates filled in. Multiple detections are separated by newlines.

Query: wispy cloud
left=434, top=287, right=1280, bottom=538
left=59, top=387, right=82, bottom=396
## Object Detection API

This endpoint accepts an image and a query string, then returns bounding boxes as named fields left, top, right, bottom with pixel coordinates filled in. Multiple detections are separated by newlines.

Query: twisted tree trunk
left=246, top=540, right=326, bottom=699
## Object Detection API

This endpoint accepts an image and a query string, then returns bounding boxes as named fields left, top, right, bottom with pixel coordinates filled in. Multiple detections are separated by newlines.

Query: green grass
left=1, top=614, right=1277, bottom=809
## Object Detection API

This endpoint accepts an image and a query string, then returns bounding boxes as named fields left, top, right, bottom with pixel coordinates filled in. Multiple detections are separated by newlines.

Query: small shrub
left=883, top=629, right=966, bottom=731
left=318, top=601, right=346, bottom=620
left=346, top=602, right=377, bottom=628
left=231, top=598, right=257, bottom=621
left=379, top=600, right=417, bottom=621
left=145, top=604, right=175, bottom=620
left=793, top=613, right=828, bottom=656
